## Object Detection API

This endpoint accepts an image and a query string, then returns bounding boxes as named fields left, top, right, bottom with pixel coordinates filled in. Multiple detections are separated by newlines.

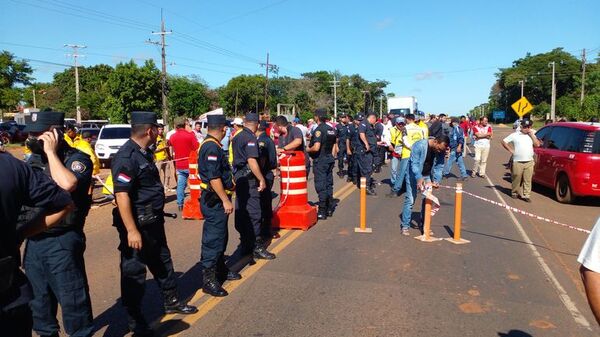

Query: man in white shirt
left=501, top=119, right=540, bottom=202
left=578, top=217, right=600, bottom=325
left=293, top=118, right=309, bottom=147
left=471, top=117, right=493, bottom=178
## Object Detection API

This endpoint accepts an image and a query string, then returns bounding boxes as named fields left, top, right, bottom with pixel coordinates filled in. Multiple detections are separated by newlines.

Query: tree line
left=0, top=51, right=389, bottom=124
left=471, top=48, right=600, bottom=121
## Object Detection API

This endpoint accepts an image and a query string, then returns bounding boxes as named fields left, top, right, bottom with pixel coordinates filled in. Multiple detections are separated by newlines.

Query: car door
left=544, top=127, right=581, bottom=185
left=533, top=126, right=553, bottom=186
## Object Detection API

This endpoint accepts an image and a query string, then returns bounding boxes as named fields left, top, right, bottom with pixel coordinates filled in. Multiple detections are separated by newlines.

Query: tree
left=101, top=60, right=161, bottom=123
left=0, top=51, right=33, bottom=113
left=218, top=75, right=265, bottom=116
left=168, top=75, right=212, bottom=118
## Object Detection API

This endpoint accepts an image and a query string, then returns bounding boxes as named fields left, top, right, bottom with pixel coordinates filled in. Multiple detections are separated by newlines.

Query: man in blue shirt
left=443, top=117, right=468, bottom=180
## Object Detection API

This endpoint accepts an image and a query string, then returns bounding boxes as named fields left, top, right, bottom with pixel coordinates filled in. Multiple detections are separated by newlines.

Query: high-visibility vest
left=75, top=139, right=101, bottom=175
left=64, top=134, right=81, bottom=147
left=403, top=123, right=426, bottom=159
left=154, top=135, right=168, bottom=161
left=199, top=137, right=235, bottom=195
left=228, top=130, right=241, bottom=165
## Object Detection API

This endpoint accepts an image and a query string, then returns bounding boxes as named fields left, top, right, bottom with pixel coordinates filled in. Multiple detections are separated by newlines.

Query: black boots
left=217, top=258, right=242, bottom=281
left=127, top=309, right=154, bottom=337
left=327, top=197, right=335, bottom=217
left=253, top=238, right=276, bottom=260
left=202, top=268, right=228, bottom=297
left=164, top=289, right=198, bottom=314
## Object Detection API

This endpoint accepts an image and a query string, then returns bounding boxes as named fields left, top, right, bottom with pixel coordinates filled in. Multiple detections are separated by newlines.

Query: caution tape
left=438, top=185, right=591, bottom=234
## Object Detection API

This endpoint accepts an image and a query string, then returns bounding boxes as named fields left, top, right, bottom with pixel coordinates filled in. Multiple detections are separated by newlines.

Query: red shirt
left=169, top=129, right=199, bottom=170
left=459, top=121, right=470, bottom=136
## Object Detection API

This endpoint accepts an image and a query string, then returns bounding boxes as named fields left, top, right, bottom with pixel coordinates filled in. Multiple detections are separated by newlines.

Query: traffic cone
left=182, top=150, right=204, bottom=220
left=272, top=151, right=317, bottom=230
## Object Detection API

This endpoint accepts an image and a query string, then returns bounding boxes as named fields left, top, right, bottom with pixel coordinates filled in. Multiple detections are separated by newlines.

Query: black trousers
left=0, top=303, right=33, bottom=337
left=357, top=150, right=374, bottom=186
left=259, top=176, right=274, bottom=238
left=336, top=142, right=347, bottom=172
left=200, top=193, right=229, bottom=269
left=234, top=177, right=262, bottom=251
left=313, top=156, right=334, bottom=212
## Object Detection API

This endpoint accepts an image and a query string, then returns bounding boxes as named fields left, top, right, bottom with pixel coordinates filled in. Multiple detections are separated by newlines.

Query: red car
left=533, top=122, right=600, bottom=203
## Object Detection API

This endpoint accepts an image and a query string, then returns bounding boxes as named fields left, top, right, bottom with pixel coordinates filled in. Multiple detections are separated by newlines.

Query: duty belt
left=199, top=182, right=234, bottom=195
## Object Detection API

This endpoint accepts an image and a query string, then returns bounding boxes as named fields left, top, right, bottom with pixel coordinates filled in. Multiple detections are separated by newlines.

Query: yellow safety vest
left=64, top=134, right=81, bottom=147
left=228, top=130, right=241, bottom=165
left=199, top=137, right=234, bottom=195
left=154, top=135, right=168, bottom=161
left=75, top=139, right=101, bottom=175
left=417, top=121, right=429, bottom=139
left=403, top=123, right=426, bottom=159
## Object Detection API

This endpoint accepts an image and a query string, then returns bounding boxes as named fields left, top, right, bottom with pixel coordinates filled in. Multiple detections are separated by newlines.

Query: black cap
left=521, top=119, right=533, bottom=127
left=355, top=113, right=364, bottom=121
left=245, top=112, right=259, bottom=122
left=24, top=111, right=65, bottom=133
left=258, top=120, right=269, bottom=131
left=314, top=108, right=327, bottom=118
left=131, top=111, right=158, bottom=126
left=338, top=112, right=347, bottom=118
left=207, top=115, right=227, bottom=126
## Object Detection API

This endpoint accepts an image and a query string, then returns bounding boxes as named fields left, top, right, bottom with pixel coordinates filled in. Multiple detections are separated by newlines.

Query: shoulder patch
left=247, top=142, right=256, bottom=147
left=315, top=130, right=321, bottom=137
left=259, top=142, right=265, bottom=147
left=70, top=160, right=86, bottom=173
left=207, top=155, right=218, bottom=161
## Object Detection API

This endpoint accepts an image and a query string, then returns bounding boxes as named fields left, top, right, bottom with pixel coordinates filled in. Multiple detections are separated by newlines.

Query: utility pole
left=518, top=80, right=525, bottom=98
left=379, top=97, right=383, bottom=119
left=32, top=89, right=37, bottom=109
left=581, top=48, right=586, bottom=105
left=548, top=61, right=556, bottom=121
left=260, top=52, right=278, bottom=113
left=234, top=89, right=239, bottom=116
left=147, top=9, right=172, bottom=128
left=65, top=44, right=86, bottom=123
left=361, top=90, right=370, bottom=113
left=330, top=75, right=339, bottom=118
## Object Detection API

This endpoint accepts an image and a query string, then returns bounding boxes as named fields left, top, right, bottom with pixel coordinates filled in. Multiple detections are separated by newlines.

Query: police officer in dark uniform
left=335, top=113, right=349, bottom=178
left=198, top=115, right=240, bottom=298
left=22, top=111, right=95, bottom=337
left=256, top=120, right=278, bottom=238
left=357, top=112, right=378, bottom=195
left=347, top=114, right=361, bottom=184
left=112, top=112, right=197, bottom=336
left=374, top=119, right=385, bottom=173
left=307, top=109, right=338, bottom=219
left=232, top=113, right=276, bottom=260
left=1, top=150, right=73, bottom=337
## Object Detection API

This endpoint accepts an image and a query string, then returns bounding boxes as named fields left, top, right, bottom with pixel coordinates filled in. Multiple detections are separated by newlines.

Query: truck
left=387, top=96, right=418, bottom=116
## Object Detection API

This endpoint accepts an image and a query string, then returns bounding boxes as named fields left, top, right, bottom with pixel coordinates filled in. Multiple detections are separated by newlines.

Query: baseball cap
left=521, top=119, right=533, bottom=128
left=395, top=117, right=406, bottom=125
left=233, top=117, right=243, bottom=126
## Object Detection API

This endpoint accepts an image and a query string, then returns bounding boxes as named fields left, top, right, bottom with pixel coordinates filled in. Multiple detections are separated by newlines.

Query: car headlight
left=96, top=144, right=105, bottom=151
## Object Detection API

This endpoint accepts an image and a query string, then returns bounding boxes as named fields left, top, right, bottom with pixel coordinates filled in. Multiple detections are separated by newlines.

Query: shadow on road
left=462, top=229, right=578, bottom=257
left=498, top=330, right=533, bottom=337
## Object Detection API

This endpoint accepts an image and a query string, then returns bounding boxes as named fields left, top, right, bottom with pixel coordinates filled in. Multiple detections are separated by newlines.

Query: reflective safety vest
left=64, top=134, right=81, bottom=147
left=75, top=139, right=101, bottom=175
left=154, top=135, right=168, bottom=161
left=228, top=130, right=241, bottom=165
left=403, top=123, right=426, bottom=159
left=199, top=137, right=235, bottom=195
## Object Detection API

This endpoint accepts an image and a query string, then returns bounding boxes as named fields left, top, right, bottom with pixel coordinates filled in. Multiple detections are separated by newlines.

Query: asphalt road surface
left=32, top=126, right=600, bottom=336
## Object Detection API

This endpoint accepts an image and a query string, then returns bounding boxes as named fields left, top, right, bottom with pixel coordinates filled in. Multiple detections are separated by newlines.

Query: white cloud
left=414, top=71, right=443, bottom=81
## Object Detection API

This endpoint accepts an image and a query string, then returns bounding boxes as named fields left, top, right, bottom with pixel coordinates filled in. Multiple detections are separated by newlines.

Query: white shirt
left=294, top=123, right=309, bottom=146
left=194, top=130, right=204, bottom=142
left=503, top=131, right=536, bottom=162
left=578, top=217, right=600, bottom=273
left=166, top=129, right=176, bottom=141
left=473, top=124, right=492, bottom=147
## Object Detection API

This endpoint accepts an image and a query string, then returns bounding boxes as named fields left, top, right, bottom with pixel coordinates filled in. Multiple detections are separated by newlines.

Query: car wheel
left=555, top=174, right=574, bottom=204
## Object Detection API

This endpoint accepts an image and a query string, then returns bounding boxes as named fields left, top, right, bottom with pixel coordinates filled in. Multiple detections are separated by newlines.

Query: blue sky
left=1, top=0, right=599, bottom=114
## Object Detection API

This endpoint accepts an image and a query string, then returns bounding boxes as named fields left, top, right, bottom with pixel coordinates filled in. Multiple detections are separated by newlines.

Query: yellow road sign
left=511, top=97, right=533, bottom=117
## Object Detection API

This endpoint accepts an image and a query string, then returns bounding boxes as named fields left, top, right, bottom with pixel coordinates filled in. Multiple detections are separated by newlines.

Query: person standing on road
left=307, top=109, right=338, bottom=220
left=232, top=113, right=276, bottom=260
left=471, top=117, right=493, bottom=178
left=373, top=118, right=385, bottom=173
left=22, top=111, right=95, bottom=337
left=578, top=217, right=600, bottom=325
left=112, top=112, right=198, bottom=336
left=357, top=112, right=378, bottom=195
left=335, top=113, right=349, bottom=178
left=501, top=119, right=540, bottom=202
left=198, top=115, right=240, bottom=297
left=1, top=150, right=74, bottom=337
left=400, top=135, right=449, bottom=236
left=256, top=121, right=278, bottom=239
left=76, top=130, right=101, bottom=176
left=443, top=117, right=469, bottom=181
left=345, top=115, right=358, bottom=184
left=387, top=117, right=407, bottom=197
left=169, top=117, right=199, bottom=211
left=193, top=121, right=204, bottom=143
left=154, top=124, right=175, bottom=192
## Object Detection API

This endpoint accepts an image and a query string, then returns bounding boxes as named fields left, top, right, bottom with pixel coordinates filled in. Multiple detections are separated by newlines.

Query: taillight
left=583, top=132, right=595, bottom=153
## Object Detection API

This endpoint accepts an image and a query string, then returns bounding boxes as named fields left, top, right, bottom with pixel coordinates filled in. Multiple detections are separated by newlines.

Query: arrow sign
left=511, top=96, right=534, bottom=117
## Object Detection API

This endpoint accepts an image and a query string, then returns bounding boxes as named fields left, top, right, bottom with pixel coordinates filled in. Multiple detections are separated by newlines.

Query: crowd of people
left=0, top=106, right=553, bottom=337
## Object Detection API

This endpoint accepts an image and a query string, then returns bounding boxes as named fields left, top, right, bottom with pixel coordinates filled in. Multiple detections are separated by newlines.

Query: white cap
left=233, top=117, right=243, bottom=125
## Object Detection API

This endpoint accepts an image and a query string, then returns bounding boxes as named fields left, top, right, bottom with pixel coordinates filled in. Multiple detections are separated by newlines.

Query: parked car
left=95, top=124, right=131, bottom=167
left=533, top=122, right=600, bottom=203
left=0, top=123, right=28, bottom=143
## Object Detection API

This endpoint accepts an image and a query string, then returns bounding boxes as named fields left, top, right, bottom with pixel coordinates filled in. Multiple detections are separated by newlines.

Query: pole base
left=414, top=235, right=443, bottom=242
left=445, top=238, right=471, bottom=244
left=354, top=227, right=373, bottom=234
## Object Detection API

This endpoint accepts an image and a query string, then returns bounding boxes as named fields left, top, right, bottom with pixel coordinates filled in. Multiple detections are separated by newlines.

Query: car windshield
left=100, top=127, right=130, bottom=139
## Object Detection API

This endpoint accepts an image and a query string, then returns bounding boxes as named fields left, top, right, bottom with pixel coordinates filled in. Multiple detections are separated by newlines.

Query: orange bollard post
left=354, top=177, right=372, bottom=233
left=182, top=150, right=204, bottom=220
left=415, top=190, right=442, bottom=242
left=445, top=182, right=470, bottom=244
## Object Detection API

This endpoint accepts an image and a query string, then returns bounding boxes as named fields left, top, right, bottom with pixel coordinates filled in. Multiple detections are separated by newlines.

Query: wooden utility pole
left=148, top=9, right=172, bottom=128
left=260, top=52, right=278, bottom=113
left=331, top=75, right=339, bottom=118
left=581, top=48, right=586, bottom=105
left=234, top=89, right=239, bottom=116
left=65, top=44, right=86, bottom=123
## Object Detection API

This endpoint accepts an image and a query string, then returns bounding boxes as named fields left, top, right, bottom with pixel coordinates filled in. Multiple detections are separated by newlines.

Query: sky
left=1, top=0, right=599, bottom=115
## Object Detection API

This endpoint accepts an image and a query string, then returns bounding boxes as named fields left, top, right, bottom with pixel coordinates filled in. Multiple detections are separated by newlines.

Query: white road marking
left=484, top=175, right=591, bottom=329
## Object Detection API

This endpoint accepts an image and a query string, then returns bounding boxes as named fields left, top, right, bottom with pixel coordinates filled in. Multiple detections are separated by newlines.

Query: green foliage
left=168, top=75, right=211, bottom=119
left=0, top=51, right=33, bottom=112
left=218, top=75, right=265, bottom=116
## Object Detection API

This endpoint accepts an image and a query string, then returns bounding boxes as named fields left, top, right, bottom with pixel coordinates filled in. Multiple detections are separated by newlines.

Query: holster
left=136, top=204, right=161, bottom=227
left=233, top=165, right=253, bottom=182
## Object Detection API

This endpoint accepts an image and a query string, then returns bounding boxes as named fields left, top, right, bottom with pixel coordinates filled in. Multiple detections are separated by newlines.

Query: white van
left=95, top=124, right=131, bottom=166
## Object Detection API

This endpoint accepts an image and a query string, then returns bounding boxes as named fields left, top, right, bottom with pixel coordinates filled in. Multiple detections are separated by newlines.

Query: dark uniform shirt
left=278, top=125, right=305, bottom=152
left=112, top=139, right=165, bottom=215
left=311, top=123, right=337, bottom=159
left=375, top=123, right=384, bottom=143
left=0, top=152, right=72, bottom=308
left=198, top=135, right=234, bottom=191
left=358, top=122, right=377, bottom=149
left=349, top=124, right=359, bottom=149
left=335, top=123, right=348, bottom=145
left=257, top=132, right=277, bottom=179
left=231, top=127, right=259, bottom=173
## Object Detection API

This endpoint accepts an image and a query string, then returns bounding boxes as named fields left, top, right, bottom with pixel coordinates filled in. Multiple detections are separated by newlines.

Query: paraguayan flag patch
left=117, top=173, right=131, bottom=183
left=248, top=142, right=256, bottom=147
left=207, top=155, right=218, bottom=161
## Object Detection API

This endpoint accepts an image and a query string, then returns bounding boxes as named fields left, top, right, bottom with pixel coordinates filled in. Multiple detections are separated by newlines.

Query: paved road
left=35, top=126, right=600, bottom=336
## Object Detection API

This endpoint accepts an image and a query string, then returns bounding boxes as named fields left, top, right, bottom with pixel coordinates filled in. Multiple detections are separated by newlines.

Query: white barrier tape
left=189, top=164, right=198, bottom=169
left=439, top=185, right=591, bottom=234
left=190, top=185, right=201, bottom=190
left=280, top=165, right=306, bottom=172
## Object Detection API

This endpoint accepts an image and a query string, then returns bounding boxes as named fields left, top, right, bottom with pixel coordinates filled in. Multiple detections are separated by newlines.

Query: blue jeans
left=176, top=169, right=189, bottom=207
left=443, top=148, right=468, bottom=178
left=432, top=151, right=445, bottom=183
left=401, top=167, right=418, bottom=230
left=390, top=157, right=408, bottom=193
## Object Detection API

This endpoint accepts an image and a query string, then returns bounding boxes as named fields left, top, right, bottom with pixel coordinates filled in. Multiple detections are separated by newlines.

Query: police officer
left=357, top=112, right=378, bottom=195
left=112, top=112, right=197, bottom=336
left=308, top=109, right=338, bottom=219
left=232, top=112, right=276, bottom=260
left=1, top=150, right=73, bottom=337
left=198, top=115, right=240, bottom=298
left=373, top=118, right=385, bottom=173
left=256, top=120, right=278, bottom=238
left=335, top=113, right=349, bottom=177
left=22, top=111, right=95, bottom=337
left=347, top=114, right=362, bottom=184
